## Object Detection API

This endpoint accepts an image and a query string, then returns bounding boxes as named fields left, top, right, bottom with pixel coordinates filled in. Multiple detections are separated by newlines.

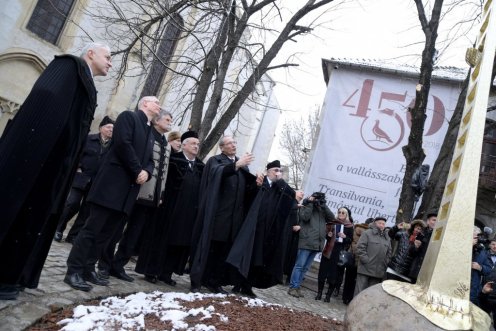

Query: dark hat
left=167, top=131, right=181, bottom=142
left=99, top=116, right=114, bottom=127
left=266, top=160, right=281, bottom=170
left=365, top=218, right=374, bottom=225
left=181, top=130, right=198, bottom=142
left=374, top=216, right=387, bottom=222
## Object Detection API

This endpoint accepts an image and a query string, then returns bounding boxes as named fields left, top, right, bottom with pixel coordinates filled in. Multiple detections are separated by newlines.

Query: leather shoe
left=64, top=273, right=92, bottom=292
left=84, top=271, right=109, bottom=286
left=65, top=236, right=75, bottom=244
left=0, top=284, right=19, bottom=300
left=144, top=275, right=157, bottom=284
left=240, top=286, right=257, bottom=298
left=53, top=232, right=63, bottom=242
left=109, top=269, right=134, bottom=282
left=206, top=285, right=228, bottom=294
left=158, top=276, right=176, bottom=286
left=190, top=286, right=201, bottom=293
left=97, top=269, right=110, bottom=279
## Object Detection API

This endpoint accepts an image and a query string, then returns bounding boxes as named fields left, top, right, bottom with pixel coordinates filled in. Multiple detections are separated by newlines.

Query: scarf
left=322, top=218, right=353, bottom=258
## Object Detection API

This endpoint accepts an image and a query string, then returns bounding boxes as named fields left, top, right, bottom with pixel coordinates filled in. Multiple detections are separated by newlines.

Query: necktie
left=189, top=160, right=194, bottom=169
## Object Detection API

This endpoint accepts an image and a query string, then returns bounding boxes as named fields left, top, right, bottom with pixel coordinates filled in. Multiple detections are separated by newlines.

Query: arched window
left=140, top=15, right=184, bottom=98
left=27, top=0, right=75, bottom=45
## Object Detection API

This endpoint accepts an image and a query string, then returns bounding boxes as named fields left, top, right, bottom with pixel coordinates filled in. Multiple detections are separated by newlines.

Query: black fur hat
left=266, top=160, right=281, bottom=170
left=99, top=115, right=114, bottom=127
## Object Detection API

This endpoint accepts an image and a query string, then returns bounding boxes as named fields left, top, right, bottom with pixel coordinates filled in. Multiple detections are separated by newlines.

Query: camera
left=311, top=192, right=327, bottom=206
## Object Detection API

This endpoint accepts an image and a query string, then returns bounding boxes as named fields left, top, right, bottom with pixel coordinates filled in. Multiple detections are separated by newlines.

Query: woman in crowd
left=386, top=219, right=426, bottom=283
left=315, top=207, right=353, bottom=302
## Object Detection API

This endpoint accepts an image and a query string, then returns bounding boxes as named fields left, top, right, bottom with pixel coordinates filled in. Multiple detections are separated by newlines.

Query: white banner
left=304, top=69, right=461, bottom=225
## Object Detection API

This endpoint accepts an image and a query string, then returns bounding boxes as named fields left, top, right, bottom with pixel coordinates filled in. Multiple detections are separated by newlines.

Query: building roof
left=322, top=58, right=468, bottom=85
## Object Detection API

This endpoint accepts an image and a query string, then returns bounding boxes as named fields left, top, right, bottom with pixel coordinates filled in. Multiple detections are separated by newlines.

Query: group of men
left=0, top=42, right=300, bottom=300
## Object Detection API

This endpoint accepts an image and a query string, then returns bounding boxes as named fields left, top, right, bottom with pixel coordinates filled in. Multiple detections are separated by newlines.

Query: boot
left=324, top=285, right=334, bottom=303
left=315, top=281, right=324, bottom=300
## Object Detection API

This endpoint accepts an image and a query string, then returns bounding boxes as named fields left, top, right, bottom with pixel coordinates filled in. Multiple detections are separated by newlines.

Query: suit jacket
left=0, top=55, right=97, bottom=288
left=87, top=110, right=154, bottom=215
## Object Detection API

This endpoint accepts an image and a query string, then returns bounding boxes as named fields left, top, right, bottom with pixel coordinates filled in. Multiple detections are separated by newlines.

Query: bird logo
left=372, top=120, right=393, bottom=143
left=360, top=112, right=405, bottom=152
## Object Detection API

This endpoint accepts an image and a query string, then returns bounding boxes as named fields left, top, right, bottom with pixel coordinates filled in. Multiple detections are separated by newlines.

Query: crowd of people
left=0, top=42, right=495, bottom=325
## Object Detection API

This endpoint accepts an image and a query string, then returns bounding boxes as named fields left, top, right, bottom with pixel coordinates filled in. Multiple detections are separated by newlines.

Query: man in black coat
left=103, top=110, right=173, bottom=281
left=227, top=160, right=296, bottom=296
left=54, top=116, right=115, bottom=242
left=64, top=96, right=159, bottom=292
left=136, top=131, right=205, bottom=285
left=0, top=42, right=112, bottom=300
left=190, top=136, right=261, bottom=293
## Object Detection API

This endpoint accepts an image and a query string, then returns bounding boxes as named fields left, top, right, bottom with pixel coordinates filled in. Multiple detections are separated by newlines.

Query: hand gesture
left=256, top=173, right=264, bottom=186
left=414, top=239, right=422, bottom=249
left=235, top=152, right=254, bottom=169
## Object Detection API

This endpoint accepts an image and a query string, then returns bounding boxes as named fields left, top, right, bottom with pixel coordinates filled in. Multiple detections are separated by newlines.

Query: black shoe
left=158, top=276, right=176, bottom=286
left=65, top=236, right=74, bottom=244
left=64, top=273, right=92, bottom=292
left=144, top=275, right=157, bottom=284
left=83, top=271, right=109, bottom=286
left=206, top=285, right=228, bottom=294
left=240, top=286, right=256, bottom=298
left=232, top=285, right=241, bottom=293
left=315, top=292, right=323, bottom=300
left=97, top=269, right=110, bottom=279
left=343, top=298, right=351, bottom=305
left=54, top=232, right=63, bottom=242
left=190, top=286, right=201, bottom=293
left=0, top=284, right=19, bottom=300
left=333, top=287, right=340, bottom=297
left=109, top=269, right=134, bottom=282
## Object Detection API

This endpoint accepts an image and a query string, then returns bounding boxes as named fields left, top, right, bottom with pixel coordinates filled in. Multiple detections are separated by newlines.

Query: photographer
left=287, top=192, right=334, bottom=298
left=471, top=226, right=492, bottom=306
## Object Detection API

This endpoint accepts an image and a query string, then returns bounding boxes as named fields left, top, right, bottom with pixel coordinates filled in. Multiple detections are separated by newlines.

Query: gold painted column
left=382, top=0, right=496, bottom=330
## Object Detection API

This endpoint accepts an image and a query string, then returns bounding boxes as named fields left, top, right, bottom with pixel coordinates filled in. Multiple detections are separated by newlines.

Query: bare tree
left=395, top=0, right=444, bottom=223
left=83, top=0, right=341, bottom=159
left=279, top=106, right=320, bottom=189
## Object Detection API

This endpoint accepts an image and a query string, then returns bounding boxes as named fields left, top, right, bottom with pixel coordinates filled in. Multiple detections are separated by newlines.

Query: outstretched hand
left=235, top=152, right=254, bottom=170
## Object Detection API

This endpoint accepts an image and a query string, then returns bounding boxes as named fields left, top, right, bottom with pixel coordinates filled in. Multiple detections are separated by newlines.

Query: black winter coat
left=87, top=110, right=154, bottom=215
left=388, top=226, right=415, bottom=277
left=0, top=55, right=97, bottom=288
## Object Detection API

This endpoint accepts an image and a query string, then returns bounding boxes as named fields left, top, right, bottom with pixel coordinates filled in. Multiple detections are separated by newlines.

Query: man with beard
left=136, top=131, right=204, bottom=285
left=0, top=42, right=112, bottom=300
left=54, top=116, right=115, bottom=243
left=227, top=160, right=296, bottom=297
left=189, top=136, right=260, bottom=294
left=101, top=110, right=173, bottom=282
left=64, top=96, right=159, bottom=292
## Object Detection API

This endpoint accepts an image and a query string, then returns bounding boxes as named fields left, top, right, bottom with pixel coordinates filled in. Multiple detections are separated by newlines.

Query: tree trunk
left=416, top=74, right=469, bottom=217
left=395, top=0, right=443, bottom=223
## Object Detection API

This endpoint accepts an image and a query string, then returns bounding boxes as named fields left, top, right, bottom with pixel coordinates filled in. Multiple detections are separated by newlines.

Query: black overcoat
left=189, top=153, right=257, bottom=286
left=135, top=152, right=204, bottom=276
left=0, top=55, right=97, bottom=287
left=227, top=178, right=296, bottom=288
left=86, top=110, right=154, bottom=215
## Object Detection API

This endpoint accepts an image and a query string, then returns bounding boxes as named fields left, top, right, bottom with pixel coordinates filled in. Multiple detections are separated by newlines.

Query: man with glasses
left=190, top=136, right=261, bottom=294
left=64, top=96, right=159, bottom=292
left=227, top=160, right=296, bottom=297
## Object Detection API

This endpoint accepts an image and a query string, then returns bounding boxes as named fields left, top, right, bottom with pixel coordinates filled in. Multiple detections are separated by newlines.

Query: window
left=140, top=15, right=184, bottom=98
left=27, top=0, right=75, bottom=45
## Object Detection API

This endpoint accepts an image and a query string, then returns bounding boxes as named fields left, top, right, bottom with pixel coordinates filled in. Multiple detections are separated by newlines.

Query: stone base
left=344, top=284, right=490, bottom=331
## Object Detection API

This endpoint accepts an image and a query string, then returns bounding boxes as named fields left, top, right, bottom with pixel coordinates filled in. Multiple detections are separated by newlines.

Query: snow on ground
left=57, top=291, right=278, bottom=331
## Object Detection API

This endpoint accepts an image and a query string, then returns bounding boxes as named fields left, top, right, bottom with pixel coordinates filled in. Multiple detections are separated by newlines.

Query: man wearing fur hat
left=227, top=160, right=296, bottom=297
left=54, top=115, right=115, bottom=243
left=385, top=219, right=426, bottom=283
left=355, top=216, right=392, bottom=295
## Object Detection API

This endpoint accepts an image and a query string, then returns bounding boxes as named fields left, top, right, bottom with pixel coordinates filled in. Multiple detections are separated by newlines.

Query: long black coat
left=227, top=178, right=296, bottom=288
left=189, top=153, right=257, bottom=286
left=135, top=152, right=204, bottom=276
left=0, top=55, right=97, bottom=288
left=86, top=110, right=154, bottom=215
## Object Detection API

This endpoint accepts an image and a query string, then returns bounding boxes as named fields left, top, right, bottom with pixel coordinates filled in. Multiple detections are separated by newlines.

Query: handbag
left=337, top=250, right=354, bottom=267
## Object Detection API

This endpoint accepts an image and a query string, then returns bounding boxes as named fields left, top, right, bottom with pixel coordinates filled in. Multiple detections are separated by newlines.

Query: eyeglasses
left=338, top=211, right=347, bottom=214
